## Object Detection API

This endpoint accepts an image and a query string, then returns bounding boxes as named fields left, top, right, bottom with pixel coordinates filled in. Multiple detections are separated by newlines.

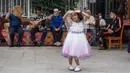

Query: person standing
left=62, top=10, right=92, bottom=72
left=50, top=8, right=63, bottom=46
left=84, top=10, right=96, bottom=46
left=5, top=6, right=23, bottom=47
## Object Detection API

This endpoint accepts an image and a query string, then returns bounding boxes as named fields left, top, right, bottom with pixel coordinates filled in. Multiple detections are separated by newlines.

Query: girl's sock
left=68, top=65, right=74, bottom=71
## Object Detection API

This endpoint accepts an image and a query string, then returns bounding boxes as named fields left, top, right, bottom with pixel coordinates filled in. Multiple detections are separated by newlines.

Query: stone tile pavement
left=0, top=46, right=129, bottom=73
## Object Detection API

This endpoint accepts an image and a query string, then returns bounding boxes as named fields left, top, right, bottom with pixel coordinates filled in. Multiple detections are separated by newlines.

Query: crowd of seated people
left=3, top=6, right=63, bottom=47
left=97, top=10, right=123, bottom=50
left=0, top=5, right=123, bottom=49
left=83, top=9, right=123, bottom=50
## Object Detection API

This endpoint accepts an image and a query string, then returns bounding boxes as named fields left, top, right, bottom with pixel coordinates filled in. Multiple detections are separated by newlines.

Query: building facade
left=77, top=0, right=128, bottom=19
left=0, top=0, right=129, bottom=18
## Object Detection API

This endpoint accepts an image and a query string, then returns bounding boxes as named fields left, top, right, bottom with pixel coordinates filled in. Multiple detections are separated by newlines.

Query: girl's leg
left=68, top=57, right=73, bottom=65
left=74, top=58, right=81, bottom=72
left=68, top=57, right=74, bottom=71
left=74, top=58, right=80, bottom=66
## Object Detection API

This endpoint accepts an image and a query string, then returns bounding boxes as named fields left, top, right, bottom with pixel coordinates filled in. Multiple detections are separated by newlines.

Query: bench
left=1, top=29, right=67, bottom=46
left=1, top=29, right=92, bottom=46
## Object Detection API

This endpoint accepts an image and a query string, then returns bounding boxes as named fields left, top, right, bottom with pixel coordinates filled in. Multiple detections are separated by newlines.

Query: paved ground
left=0, top=46, right=129, bottom=73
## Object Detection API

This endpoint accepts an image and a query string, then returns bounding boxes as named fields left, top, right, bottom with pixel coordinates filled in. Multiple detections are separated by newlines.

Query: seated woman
left=5, top=6, right=23, bottom=47
left=98, top=10, right=122, bottom=50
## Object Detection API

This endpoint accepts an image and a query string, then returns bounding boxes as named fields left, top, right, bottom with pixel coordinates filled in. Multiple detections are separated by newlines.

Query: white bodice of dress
left=69, top=21, right=84, bottom=32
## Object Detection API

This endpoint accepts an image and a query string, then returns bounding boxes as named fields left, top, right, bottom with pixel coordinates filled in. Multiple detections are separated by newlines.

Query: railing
left=0, top=0, right=33, bottom=18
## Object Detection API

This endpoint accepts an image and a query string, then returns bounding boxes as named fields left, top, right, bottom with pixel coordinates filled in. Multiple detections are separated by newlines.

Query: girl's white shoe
left=68, top=66, right=74, bottom=71
left=74, top=66, right=82, bottom=72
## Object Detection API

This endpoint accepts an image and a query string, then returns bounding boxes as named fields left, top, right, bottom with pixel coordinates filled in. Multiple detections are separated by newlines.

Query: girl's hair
left=72, top=12, right=83, bottom=21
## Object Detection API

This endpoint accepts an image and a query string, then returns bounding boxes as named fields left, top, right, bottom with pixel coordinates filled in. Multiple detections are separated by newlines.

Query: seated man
left=50, top=8, right=63, bottom=46
left=5, top=6, right=23, bottom=47
left=30, top=7, right=48, bottom=46
left=98, top=10, right=122, bottom=50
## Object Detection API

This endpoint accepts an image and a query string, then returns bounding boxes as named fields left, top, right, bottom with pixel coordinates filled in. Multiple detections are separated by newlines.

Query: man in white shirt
left=84, top=10, right=96, bottom=46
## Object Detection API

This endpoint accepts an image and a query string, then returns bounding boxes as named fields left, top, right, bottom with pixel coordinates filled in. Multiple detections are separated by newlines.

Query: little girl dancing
left=62, top=10, right=92, bottom=72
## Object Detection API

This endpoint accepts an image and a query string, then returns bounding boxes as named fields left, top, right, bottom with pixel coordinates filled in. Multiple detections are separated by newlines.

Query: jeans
left=85, top=28, right=96, bottom=45
left=30, top=28, right=47, bottom=43
left=9, top=27, right=23, bottom=45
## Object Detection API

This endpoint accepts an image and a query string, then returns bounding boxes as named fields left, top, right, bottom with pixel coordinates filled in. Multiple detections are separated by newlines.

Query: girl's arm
left=63, top=11, right=73, bottom=29
left=62, top=12, right=69, bottom=21
left=63, top=10, right=73, bottom=21
left=74, top=10, right=89, bottom=17
left=82, top=12, right=89, bottom=17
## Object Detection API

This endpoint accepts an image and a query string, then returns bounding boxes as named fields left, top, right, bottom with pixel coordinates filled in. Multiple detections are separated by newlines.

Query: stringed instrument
left=27, top=16, right=49, bottom=29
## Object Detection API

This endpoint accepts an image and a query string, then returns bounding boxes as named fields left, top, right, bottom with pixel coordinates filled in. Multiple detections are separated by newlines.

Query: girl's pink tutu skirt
left=62, top=32, right=92, bottom=60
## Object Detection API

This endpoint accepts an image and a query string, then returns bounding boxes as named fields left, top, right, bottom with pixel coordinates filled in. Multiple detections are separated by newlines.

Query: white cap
left=54, top=8, right=59, bottom=11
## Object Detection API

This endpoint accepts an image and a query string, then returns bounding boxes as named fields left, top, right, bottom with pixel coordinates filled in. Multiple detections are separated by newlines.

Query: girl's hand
left=67, top=10, right=73, bottom=14
left=74, top=10, right=81, bottom=13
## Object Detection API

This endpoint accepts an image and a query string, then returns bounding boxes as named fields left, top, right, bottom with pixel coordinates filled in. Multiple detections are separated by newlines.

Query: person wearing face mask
left=50, top=8, right=63, bottom=46
left=97, top=10, right=122, bottom=50
left=98, top=13, right=106, bottom=30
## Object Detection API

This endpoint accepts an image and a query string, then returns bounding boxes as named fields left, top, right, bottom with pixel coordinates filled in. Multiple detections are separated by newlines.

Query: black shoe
left=99, top=47, right=107, bottom=50
left=16, top=43, right=21, bottom=47
left=90, top=43, right=95, bottom=46
left=32, top=41, right=37, bottom=46
left=9, top=45, right=14, bottom=47
left=38, top=42, right=43, bottom=46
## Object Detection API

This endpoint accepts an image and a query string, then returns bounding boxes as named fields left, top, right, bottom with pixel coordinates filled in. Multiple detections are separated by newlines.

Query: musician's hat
left=54, top=8, right=59, bottom=11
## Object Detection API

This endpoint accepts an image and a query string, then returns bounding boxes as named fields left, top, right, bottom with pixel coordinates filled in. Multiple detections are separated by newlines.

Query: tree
left=31, top=0, right=66, bottom=15
left=31, top=0, right=80, bottom=15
